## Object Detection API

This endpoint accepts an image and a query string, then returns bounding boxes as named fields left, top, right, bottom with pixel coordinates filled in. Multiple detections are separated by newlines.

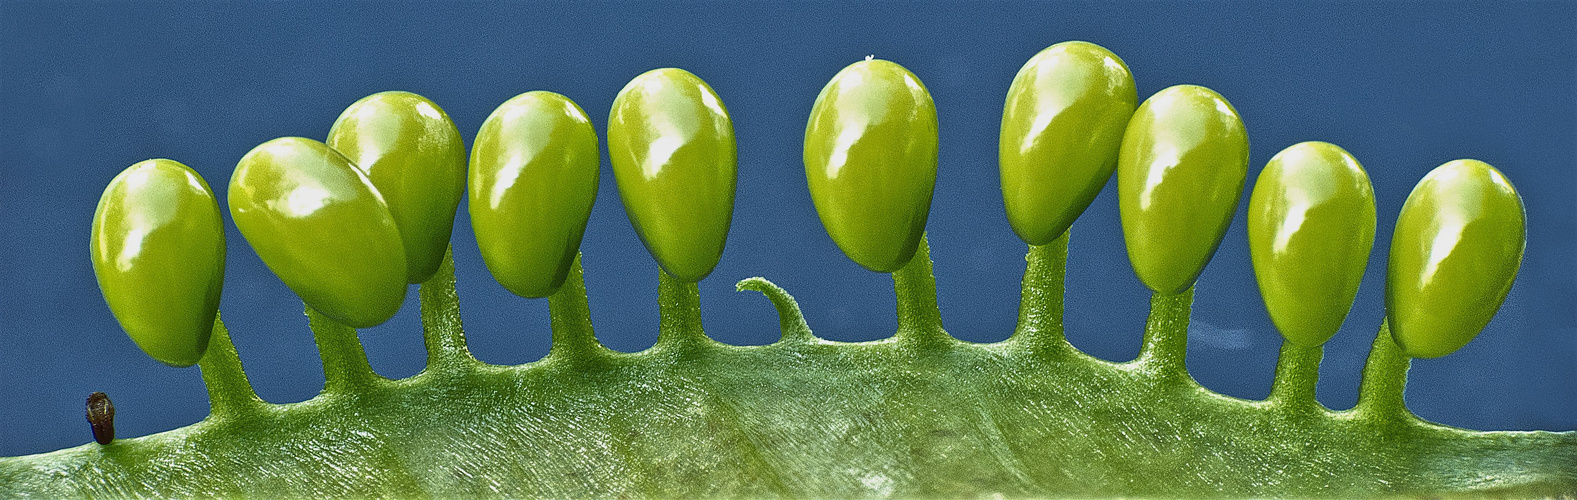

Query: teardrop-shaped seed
left=1248, top=142, right=1376, bottom=347
left=804, top=58, right=939, bottom=272
left=470, top=91, right=600, bottom=298
left=1117, top=85, right=1250, bottom=293
left=90, top=159, right=225, bottom=367
left=1000, top=41, right=1137, bottom=245
left=229, top=137, right=408, bottom=328
left=607, top=68, right=737, bottom=282
left=327, top=91, right=466, bottom=284
left=1387, top=159, right=1525, bottom=358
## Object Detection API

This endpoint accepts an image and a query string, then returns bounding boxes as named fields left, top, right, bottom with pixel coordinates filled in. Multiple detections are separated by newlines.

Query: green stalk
left=1133, top=286, right=1195, bottom=384
left=892, top=234, right=949, bottom=348
left=1011, top=230, right=1071, bottom=355
left=306, top=306, right=381, bottom=394
left=197, top=314, right=265, bottom=418
left=1267, top=340, right=1324, bottom=414
left=654, top=267, right=717, bottom=355
left=1355, top=320, right=1414, bottom=424
left=546, top=253, right=610, bottom=365
left=418, top=247, right=477, bottom=374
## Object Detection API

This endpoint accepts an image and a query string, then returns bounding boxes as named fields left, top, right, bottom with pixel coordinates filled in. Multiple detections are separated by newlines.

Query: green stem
left=419, top=246, right=477, bottom=373
left=306, top=305, right=380, bottom=394
left=1355, top=319, right=1414, bottom=423
left=1011, top=230, right=1070, bottom=354
left=1135, top=287, right=1194, bottom=383
left=893, top=234, right=948, bottom=347
left=547, top=253, right=608, bottom=363
left=197, top=314, right=265, bottom=418
left=654, top=268, right=714, bottom=353
left=735, top=277, right=814, bottom=344
left=1267, top=340, right=1323, bottom=412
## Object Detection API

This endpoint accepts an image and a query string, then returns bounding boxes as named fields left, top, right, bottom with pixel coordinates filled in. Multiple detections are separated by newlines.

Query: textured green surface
left=3, top=241, right=1573, bottom=498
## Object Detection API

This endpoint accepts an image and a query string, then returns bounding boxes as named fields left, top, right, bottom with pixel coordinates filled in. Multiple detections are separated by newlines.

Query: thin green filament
left=306, top=305, right=381, bottom=393
left=736, top=277, right=814, bottom=344
left=418, top=247, right=478, bottom=374
left=196, top=314, right=265, bottom=418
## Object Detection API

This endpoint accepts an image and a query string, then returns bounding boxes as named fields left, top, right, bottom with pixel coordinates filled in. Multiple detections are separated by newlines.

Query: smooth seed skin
left=470, top=91, right=600, bottom=298
left=229, top=137, right=408, bottom=328
left=608, top=68, right=737, bottom=282
left=1248, top=142, right=1376, bottom=347
left=804, top=59, right=939, bottom=273
left=1117, top=85, right=1250, bottom=294
left=1000, top=41, right=1137, bottom=246
left=1387, top=159, right=1525, bottom=358
left=90, top=159, right=224, bottom=367
left=327, top=91, right=466, bottom=284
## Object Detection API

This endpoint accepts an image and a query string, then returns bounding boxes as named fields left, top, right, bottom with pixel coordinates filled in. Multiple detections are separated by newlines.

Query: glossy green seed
left=326, top=91, right=466, bottom=284
left=229, top=137, right=408, bottom=328
left=804, top=58, right=939, bottom=272
left=1248, top=142, right=1376, bottom=347
left=90, top=159, right=225, bottom=367
left=1117, top=85, right=1250, bottom=294
left=1387, top=159, right=1525, bottom=358
left=470, top=91, right=600, bottom=298
left=1000, top=41, right=1137, bottom=246
left=608, top=68, right=737, bottom=282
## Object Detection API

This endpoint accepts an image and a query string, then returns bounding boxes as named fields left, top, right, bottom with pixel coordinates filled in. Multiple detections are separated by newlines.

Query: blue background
left=1, top=2, right=1572, bottom=457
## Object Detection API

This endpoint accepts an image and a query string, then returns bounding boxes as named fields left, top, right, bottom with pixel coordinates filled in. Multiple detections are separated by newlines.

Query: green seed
left=326, top=91, right=466, bottom=284
left=90, top=159, right=225, bottom=367
left=804, top=58, right=939, bottom=272
left=1386, top=159, right=1525, bottom=358
left=1000, top=41, right=1137, bottom=246
left=470, top=91, right=600, bottom=298
left=1117, top=85, right=1250, bottom=294
left=229, top=137, right=408, bottom=328
left=1247, top=142, right=1376, bottom=347
left=607, top=68, right=737, bottom=282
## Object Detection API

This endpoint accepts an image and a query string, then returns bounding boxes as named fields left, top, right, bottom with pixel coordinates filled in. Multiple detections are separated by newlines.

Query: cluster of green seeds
left=90, top=41, right=1523, bottom=411
left=20, top=37, right=1566, bottom=498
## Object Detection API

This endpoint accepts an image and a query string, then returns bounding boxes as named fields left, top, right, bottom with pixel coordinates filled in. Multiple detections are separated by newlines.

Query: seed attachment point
left=85, top=392, right=115, bottom=445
